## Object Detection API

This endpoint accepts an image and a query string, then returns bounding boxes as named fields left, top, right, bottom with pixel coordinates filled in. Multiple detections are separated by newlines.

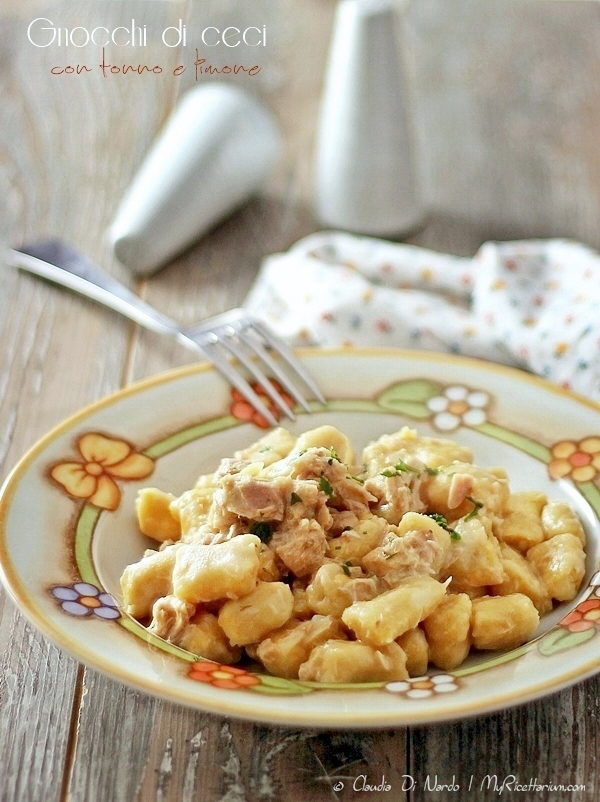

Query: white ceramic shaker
left=108, top=83, right=282, bottom=275
left=314, top=0, right=423, bottom=236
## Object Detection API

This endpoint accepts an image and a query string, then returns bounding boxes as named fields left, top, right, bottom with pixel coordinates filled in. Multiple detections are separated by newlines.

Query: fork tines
left=185, top=309, right=325, bottom=427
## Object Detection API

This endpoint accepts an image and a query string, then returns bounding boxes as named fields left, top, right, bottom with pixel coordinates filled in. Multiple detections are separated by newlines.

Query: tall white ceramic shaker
left=314, top=0, right=423, bottom=236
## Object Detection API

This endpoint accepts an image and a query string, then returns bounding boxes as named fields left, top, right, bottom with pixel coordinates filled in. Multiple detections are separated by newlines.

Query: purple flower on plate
left=50, top=582, right=120, bottom=619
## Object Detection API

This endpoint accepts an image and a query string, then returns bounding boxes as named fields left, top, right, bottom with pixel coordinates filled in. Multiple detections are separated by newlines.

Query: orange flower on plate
left=560, top=599, right=600, bottom=632
left=547, top=437, right=600, bottom=482
left=230, top=380, right=295, bottom=429
left=50, top=432, right=154, bottom=510
left=188, top=661, right=260, bottom=690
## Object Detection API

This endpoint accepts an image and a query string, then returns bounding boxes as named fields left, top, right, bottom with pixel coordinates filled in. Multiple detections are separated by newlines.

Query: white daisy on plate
left=426, top=385, right=489, bottom=431
left=385, top=674, right=459, bottom=699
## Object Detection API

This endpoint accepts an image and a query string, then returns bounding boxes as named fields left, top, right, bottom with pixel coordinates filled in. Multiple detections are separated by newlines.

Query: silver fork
left=6, top=239, right=325, bottom=427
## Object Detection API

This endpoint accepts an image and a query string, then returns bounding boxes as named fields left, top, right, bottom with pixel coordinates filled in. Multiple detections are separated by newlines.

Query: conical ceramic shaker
left=108, top=83, right=282, bottom=275
left=314, top=0, right=423, bottom=236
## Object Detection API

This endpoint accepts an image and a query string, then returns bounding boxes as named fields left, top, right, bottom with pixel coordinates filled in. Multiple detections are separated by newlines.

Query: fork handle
left=7, top=246, right=182, bottom=338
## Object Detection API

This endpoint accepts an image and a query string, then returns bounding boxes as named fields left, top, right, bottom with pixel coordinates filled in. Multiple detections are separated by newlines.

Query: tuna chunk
left=329, top=510, right=360, bottom=535
left=285, top=479, right=333, bottom=533
left=217, top=474, right=293, bottom=521
left=214, top=458, right=249, bottom=478
left=365, top=474, right=425, bottom=525
left=447, top=473, right=475, bottom=510
left=288, top=448, right=375, bottom=513
left=272, top=518, right=328, bottom=576
left=149, top=595, right=195, bottom=640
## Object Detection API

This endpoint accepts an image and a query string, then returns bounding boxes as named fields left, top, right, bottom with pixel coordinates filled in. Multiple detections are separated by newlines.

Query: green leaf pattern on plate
left=377, top=379, right=442, bottom=417
left=537, top=627, right=596, bottom=656
left=253, top=675, right=313, bottom=695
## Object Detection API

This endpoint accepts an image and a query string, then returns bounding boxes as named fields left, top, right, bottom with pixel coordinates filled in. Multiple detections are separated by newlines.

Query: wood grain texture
left=69, top=672, right=409, bottom=802
left=407, top=0, right=600, bottom=249
left=0, top=3, right=182, bottom=801
left=409, top=679, right=600, bottom=801
left=2, top=1, right=600, bottom=800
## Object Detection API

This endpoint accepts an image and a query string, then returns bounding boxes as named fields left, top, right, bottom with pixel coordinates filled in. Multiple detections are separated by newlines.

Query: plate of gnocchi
left=1, top=348, right=600, bottom=728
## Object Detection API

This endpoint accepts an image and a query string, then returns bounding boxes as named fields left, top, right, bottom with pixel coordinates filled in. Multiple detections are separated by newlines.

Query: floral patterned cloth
left=244, top=232, right=600, bottom=401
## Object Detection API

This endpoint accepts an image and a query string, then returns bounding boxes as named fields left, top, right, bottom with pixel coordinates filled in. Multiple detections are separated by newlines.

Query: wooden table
left=1, top=1, right=600, bottom=799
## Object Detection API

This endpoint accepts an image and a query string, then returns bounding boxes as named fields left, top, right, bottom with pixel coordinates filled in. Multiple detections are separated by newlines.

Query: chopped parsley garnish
left=341, top=561, right=353, bottom=576
left=259, top=446, right=272, bottom=452
left=425, top=466, right=439, bottom=476
left=464, top=496, right=483, bottom=522
left=347, top=474, right=365, bottom=484
left=341, top=526, right=353, bottom=532
left=290, top=492, right=302, bottom=505
left=328, top=447, right=339, bottom=465
left=250, top=521, right=272, bottom=542
left=319, top=475, right=334, bottom=497
left=427, top=512, right=461, bottom=540
left=395, top=460, right=420, bottom=474
left=381, top=460, right=421, bottom=478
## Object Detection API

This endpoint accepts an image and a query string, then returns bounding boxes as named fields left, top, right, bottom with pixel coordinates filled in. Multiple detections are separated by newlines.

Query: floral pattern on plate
left=230, top=379, right=295, bottom=429
left=188, top=661, right=260, bottom=690
left=547, top=437, right=600, bottom=482
left=386, top=674, right=459, bottom=699
left=50, top=582, right=119, bottom=619
left=425, top=386, right=490, bottom=431
left=49, top=432, right=154, bottom=510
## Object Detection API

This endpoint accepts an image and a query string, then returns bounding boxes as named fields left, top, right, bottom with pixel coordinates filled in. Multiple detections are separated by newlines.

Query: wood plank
left=69, top=666, right=409, bottom=802
left=409, top=679, right=599, bottom=801
left=0, top=2, right=181, bottom=800
left=0, top=593, right=81, bottom=802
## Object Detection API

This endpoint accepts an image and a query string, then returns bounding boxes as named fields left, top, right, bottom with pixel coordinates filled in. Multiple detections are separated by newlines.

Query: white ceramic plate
left=1, top=348, right=600, bottom=728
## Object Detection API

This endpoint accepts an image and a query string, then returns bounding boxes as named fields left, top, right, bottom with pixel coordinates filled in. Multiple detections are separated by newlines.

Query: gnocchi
left=120, top=425, right=588, bottom=683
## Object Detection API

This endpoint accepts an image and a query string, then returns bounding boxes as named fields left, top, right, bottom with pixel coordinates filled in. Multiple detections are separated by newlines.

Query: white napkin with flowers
left=244, top=231, right=600, bottom=402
